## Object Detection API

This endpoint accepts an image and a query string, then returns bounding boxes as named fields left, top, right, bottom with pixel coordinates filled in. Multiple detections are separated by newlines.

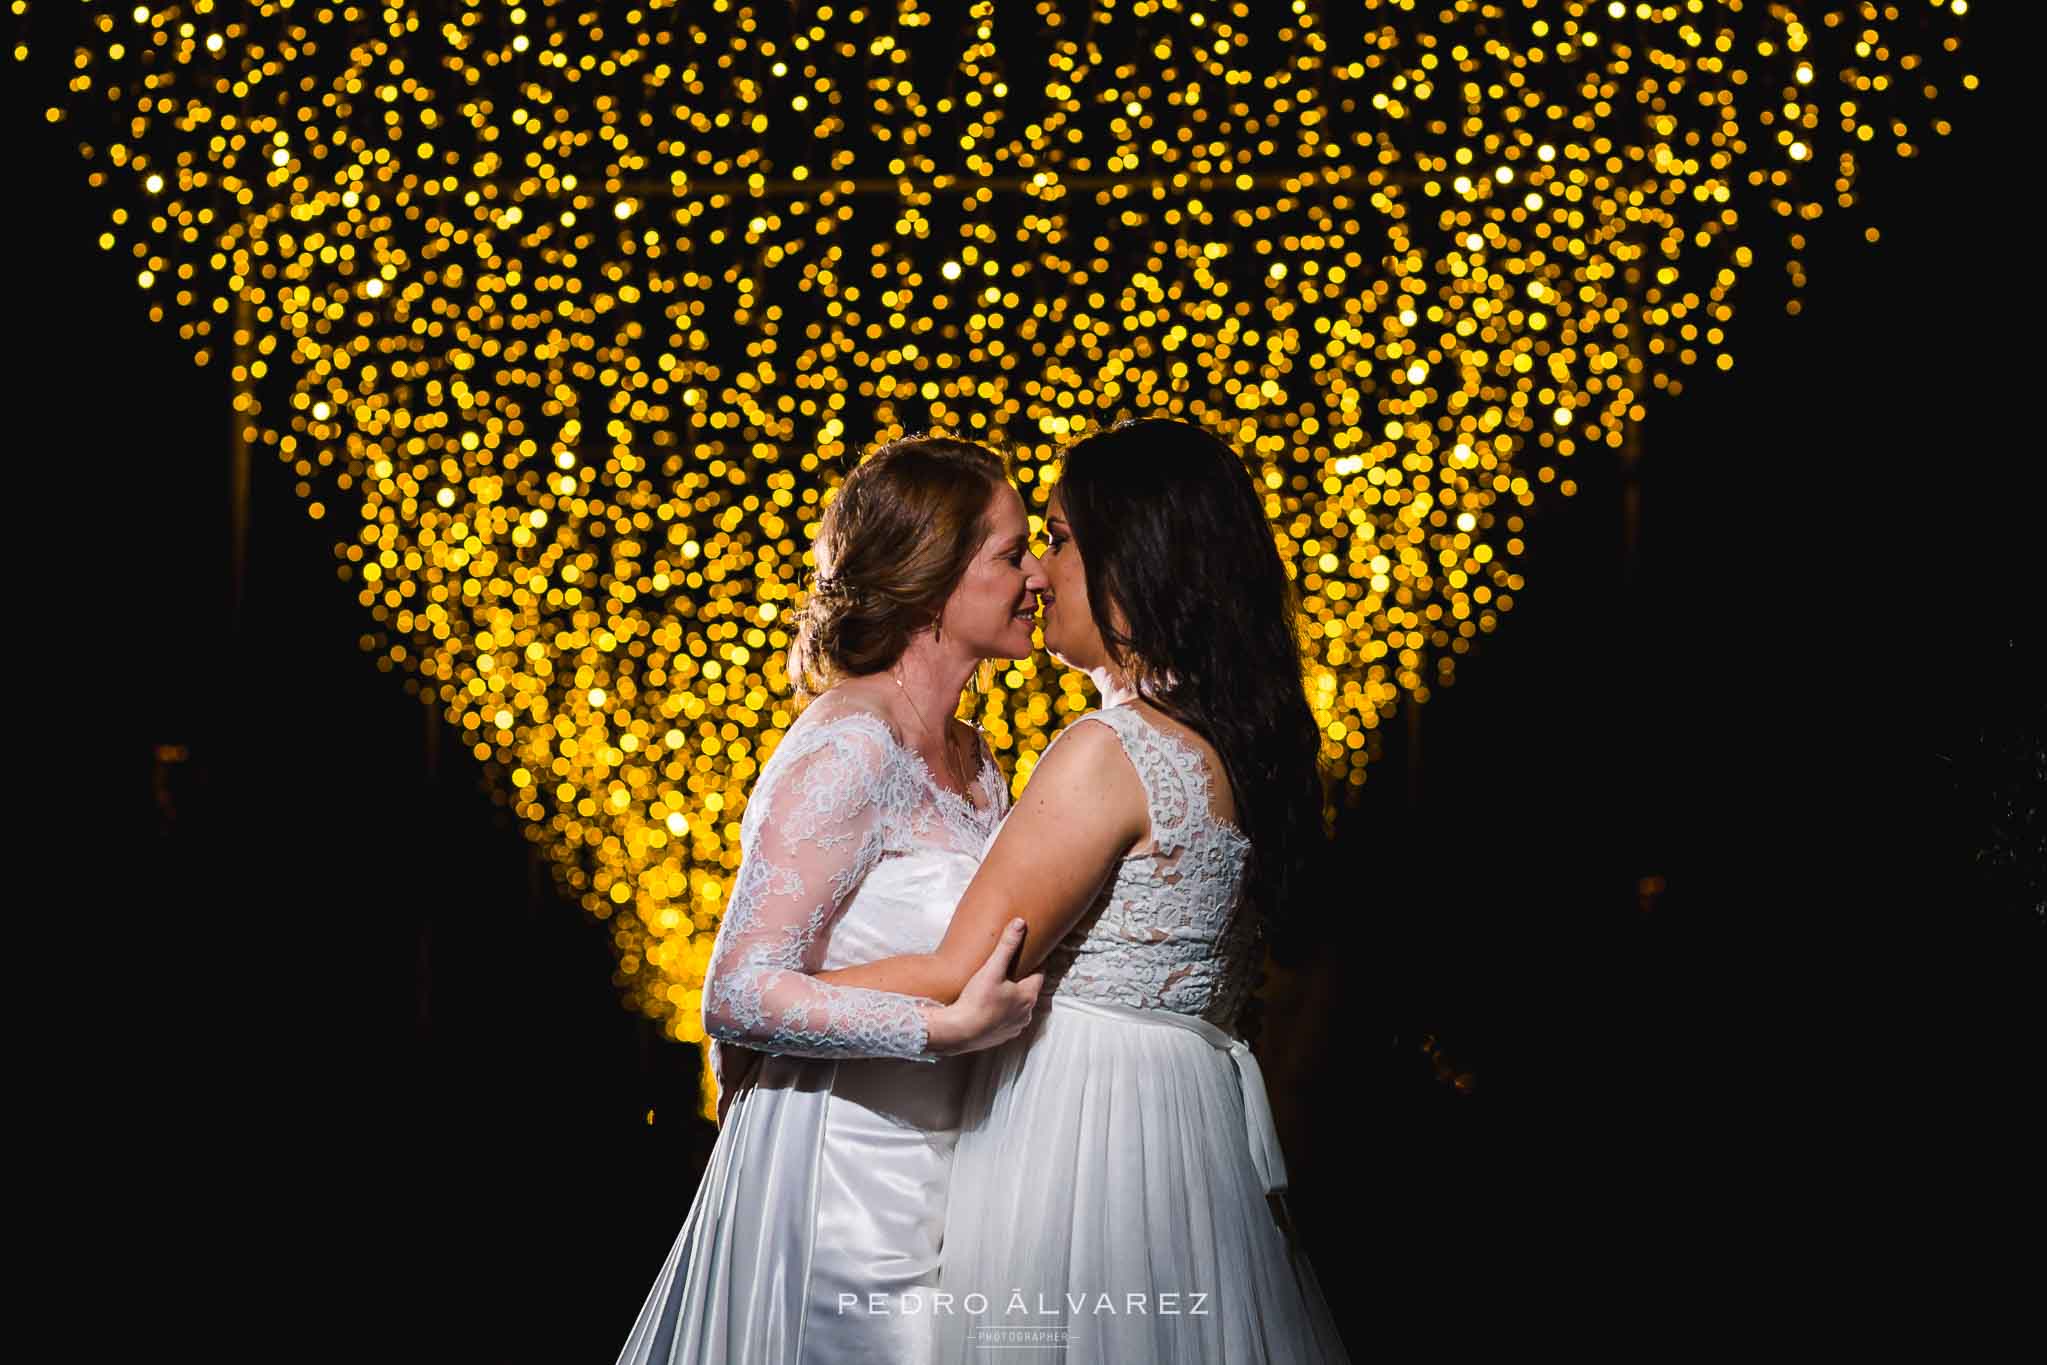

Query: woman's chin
left=976, top=627, right=1028, bottom=663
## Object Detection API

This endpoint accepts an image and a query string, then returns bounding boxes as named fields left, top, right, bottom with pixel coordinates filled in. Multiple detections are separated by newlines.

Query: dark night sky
left=16, top=11, right=2036, bottom=1359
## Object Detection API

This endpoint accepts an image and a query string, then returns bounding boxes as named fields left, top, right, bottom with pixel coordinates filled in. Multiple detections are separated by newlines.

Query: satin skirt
left=617, top=1050, right=970, bottom=1365
left=933, top=996, right=1352, bottom=1363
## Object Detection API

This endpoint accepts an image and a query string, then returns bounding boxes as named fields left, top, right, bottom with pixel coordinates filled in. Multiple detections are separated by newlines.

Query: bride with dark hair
left=617, top=434, right=1050, bottom=1365
left=816, top=418, right=1350, bottom=1362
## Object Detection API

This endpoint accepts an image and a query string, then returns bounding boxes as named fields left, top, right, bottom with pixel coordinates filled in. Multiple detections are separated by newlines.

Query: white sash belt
left=1046, top=994, right=1289, bottom=1196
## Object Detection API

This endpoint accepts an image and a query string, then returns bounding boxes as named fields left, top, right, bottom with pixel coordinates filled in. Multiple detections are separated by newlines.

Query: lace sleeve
left=699, top=717, right=941, bottom=1063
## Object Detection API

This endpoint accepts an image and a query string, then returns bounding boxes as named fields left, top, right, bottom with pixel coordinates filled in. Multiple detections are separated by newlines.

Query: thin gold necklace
left=893, top=664, right=972, bottom=796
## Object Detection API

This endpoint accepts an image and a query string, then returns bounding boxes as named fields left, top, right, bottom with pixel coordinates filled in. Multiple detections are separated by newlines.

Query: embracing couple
left=617, top=419, right=1350, bottom=1363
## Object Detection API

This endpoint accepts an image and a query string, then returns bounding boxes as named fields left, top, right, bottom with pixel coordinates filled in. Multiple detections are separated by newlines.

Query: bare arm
left=815, top=719, right=1147, bottom=1002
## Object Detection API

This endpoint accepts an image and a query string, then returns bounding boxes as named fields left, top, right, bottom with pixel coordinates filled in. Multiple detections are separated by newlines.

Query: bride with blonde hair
left=617, top=434, right=1050, bottom=1365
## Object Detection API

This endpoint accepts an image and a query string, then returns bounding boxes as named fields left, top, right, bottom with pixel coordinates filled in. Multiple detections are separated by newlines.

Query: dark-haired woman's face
left=1038, top=487, right=1116, bottom=674
left=939, top=482, right=1048, bottom=662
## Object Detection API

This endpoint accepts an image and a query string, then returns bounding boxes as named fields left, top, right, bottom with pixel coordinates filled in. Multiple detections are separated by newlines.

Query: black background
left=18, top=10, right=2036, bottom=1358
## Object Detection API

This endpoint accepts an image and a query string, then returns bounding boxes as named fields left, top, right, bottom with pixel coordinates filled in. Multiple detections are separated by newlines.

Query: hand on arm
left=815, top=718, right=1147, bottom=1018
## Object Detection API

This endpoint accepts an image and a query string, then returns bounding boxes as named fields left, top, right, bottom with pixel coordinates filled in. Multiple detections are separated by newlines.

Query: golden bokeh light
left=21, top=1, right=1972, bottom=1066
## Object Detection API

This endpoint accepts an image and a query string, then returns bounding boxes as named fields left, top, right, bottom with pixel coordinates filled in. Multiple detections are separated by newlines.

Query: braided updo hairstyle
left=787, top=434, right=1011, bottom=701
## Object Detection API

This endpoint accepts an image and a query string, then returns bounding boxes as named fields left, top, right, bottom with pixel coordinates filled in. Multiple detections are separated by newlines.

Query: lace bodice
left=1036, top=705, right=1261, bottom=1030
left=699, top=696, right=1008, bottom=1066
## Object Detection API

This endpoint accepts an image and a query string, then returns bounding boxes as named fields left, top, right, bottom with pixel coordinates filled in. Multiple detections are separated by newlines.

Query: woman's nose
left=1021, top=553, right=1050, bottom=592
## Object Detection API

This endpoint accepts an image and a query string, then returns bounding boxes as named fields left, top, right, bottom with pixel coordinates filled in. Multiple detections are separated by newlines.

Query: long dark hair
left=1056, top=417, right=1328, bottom=951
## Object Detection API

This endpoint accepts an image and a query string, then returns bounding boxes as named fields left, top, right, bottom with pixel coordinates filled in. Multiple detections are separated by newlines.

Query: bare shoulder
left=1055, top=710, right=1135, bottom=755
left=1009, top=715, right=1148, bottom=847
left=1032, top=714, right=1147, bottom=798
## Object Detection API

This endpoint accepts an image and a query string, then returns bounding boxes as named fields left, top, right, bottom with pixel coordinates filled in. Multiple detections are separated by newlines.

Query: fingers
left=999, top=918, right=1030, bottom=978
left=972, top=918, right=1030, bottom=983
left=961, top=924, right=1042, bottom=1051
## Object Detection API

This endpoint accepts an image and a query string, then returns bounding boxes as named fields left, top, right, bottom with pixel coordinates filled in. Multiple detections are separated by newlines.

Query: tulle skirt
left=933, top=995, right=1351, bottom=1363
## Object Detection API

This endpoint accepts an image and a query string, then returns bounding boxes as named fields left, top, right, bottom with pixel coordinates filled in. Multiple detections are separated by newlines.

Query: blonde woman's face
left=939, top=482, right=1048, bottom=662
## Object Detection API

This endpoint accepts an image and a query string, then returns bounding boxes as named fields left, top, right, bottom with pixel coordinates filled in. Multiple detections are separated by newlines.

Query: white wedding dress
left=616, top=697, right=1008, bottom=1365
left=933, top=703, right=1351, bottom=1363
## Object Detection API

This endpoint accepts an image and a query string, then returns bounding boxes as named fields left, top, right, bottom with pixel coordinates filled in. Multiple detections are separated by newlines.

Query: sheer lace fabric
left=1035, top=704, right=1261, bottom=1029
left=699, top=699, right=1007, bottom=1067
left=619, top=694, right=1010, bottom=1365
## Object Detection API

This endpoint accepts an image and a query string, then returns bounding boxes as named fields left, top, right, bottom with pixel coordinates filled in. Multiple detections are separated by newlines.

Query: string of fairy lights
left=18, top=1, right=1973, bottom=1063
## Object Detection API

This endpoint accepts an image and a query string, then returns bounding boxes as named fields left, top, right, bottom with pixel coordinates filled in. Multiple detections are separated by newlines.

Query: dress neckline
left=895, top=727, right=1001, bottom=823
left=816, top=704, right=999, bottom=822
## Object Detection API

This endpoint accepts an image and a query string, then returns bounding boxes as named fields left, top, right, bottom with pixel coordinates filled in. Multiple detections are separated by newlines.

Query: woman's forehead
left=986, top=481, right=1028, bottom=530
